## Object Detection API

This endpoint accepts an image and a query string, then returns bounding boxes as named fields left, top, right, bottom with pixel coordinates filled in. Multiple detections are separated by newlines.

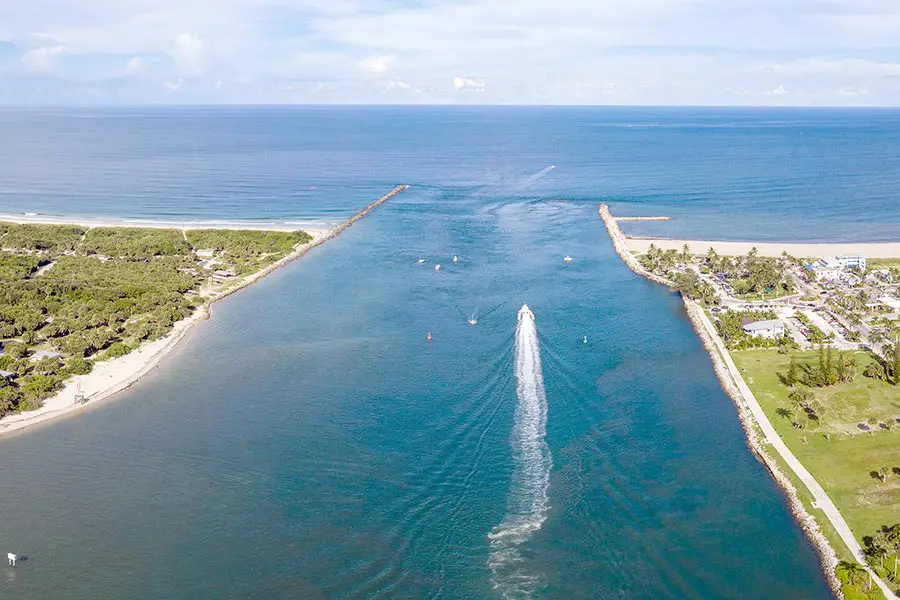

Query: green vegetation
left=639, top=245, right=795, bottom=301
left=186, top=229, right=313, bottom=275
left=734, top=349, right=900, bottom=596
left=2, top=224, right=86, bottom=253
left=0, top=254, right=41, bottom=282
left=713, top=309, right=795, bottom=350
left=0, top=222, right=312, bottom=417
left=704, top=246, right=795, bottom=299
left=671, top=270, right=719, bottom=306
left=81, top=227, right=190, bottom=258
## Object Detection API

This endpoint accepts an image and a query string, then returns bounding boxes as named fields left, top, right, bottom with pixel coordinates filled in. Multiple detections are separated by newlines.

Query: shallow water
left=2, top=106, right=893, bottom=599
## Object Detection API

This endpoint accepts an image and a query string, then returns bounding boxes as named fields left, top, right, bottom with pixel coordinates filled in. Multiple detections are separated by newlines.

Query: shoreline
left=624, top=236, right=900, bottom=258
left=0, top=213, right=335, bottom=234
left=0, top=185, right=409, bottom=438
left=600, top=204, right=855, bottom=599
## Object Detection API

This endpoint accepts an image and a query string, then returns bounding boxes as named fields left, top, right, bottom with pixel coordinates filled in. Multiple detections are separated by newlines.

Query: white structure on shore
left=809, top=254, right=866, bottom=284
left=835, top=254, right=866, bottom=271
left=742, top=319, right=785, bottom=339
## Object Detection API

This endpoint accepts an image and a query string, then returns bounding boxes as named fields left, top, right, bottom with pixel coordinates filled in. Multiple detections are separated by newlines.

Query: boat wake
left=488, top=304, right=552, bottom=599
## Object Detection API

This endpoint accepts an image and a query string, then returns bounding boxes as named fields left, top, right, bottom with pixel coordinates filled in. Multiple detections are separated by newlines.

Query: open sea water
left=2, top=106, right=898, bottom=599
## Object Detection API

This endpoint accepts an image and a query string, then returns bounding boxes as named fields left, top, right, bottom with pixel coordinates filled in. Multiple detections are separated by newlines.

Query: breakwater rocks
left=214, top=185, right=409, bottom=303
left=681, top=299, right=841, bottom=597
left=598, top=204, right=675, bottom=288
left=598, top=203, right=843, bottom=598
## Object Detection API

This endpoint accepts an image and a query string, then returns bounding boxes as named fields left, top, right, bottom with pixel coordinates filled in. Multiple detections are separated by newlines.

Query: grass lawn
left=732, top=350, right=900, bottom=543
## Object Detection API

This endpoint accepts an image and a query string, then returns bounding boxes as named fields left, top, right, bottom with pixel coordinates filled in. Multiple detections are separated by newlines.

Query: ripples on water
left=488, top=305, right=552, bottom=599
left=0, top=107, right=879, bottom=599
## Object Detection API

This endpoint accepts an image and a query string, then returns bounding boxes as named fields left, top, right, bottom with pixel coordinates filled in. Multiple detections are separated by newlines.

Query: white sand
left=0, top=213, right=331, bottom=235
left=0, top=230, right=332, bottom=438
left=625, top=237, right=900, bottom=259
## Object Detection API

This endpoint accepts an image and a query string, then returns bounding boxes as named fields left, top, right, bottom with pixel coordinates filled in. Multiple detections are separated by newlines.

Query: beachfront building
left=742, top=319, right=786, bottom=339
left=807, top=255, right=866, bottom=285
left=836, top=255, right=866, bottom=271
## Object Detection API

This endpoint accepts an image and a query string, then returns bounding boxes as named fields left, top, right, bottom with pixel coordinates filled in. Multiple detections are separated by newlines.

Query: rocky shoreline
left=598, top=204, right=843, bottom=598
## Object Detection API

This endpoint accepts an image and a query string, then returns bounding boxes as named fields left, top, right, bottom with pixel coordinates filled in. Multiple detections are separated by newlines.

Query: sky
left=2, top=0, right=900, bottom=105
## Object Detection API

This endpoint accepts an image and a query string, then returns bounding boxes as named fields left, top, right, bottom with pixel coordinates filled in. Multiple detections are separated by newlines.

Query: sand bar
left=625, top=237, right=900, bottom=259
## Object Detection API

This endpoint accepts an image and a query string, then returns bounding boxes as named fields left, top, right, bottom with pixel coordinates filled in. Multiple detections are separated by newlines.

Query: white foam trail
left=488, top=304, right=552, bottom=599
left=522, top=165, right=556, bottom=186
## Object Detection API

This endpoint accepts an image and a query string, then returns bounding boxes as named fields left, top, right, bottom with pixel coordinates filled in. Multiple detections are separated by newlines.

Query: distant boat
left=564, top=256, right=572, bottom=262
left=24, top=212, right=37, bottom=216
left=417, top=258, right=425, bottom=264
left=453, top=256, right=459, bottom=263
left=434, top=264, right=441, bottom=271
left=468, top=314, right=477, bottom=325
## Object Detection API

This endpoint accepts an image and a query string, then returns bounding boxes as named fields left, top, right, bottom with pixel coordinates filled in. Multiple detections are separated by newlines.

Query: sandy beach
left=0, top=185, right=409, bottom=438
left=0, top=228, right=333, bottom=438
left=0, top=213, right=332, bottom=235
left=625, top=237, right=900, bottom=258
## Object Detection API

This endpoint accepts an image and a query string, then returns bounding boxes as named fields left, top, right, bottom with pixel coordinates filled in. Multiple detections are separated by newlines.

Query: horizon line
left=2, top=103, right=900, bottom=110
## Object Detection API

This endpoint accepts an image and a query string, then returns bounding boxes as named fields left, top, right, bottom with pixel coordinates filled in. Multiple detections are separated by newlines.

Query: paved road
left=693, top=304, right=898, bottom=600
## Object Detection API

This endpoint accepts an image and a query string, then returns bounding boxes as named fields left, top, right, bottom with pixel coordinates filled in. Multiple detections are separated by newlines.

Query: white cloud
left=381, top=80, right=410, bottom=90
left=21, top=45, right=67, bottom=71
left=453, top=76, right=484, bottom=91
left=173, top=32, right=207, bottom=75
left=839, top=85, right=870, bottom=96
left=3, top=0, right=900, bottom=104
left=358, top=55, right=394, bottom=74
left=164, top=76, right=184, bottom=92
left=123, top=56, right=144, bottom=75
left=767, top=58, right=900, bottom=77
left=762, top=84, right=788, bottom=96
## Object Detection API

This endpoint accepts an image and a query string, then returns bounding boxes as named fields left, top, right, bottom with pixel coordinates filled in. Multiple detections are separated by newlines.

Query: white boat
left=564, top=256, right=573, bottom=262
left=435, top=264, right=441, bottom=271
left=417, top=258, right=425, bottom=264
left=468, top=314, right=477, bottom=325
left=453, top=256, right=459, bottom=263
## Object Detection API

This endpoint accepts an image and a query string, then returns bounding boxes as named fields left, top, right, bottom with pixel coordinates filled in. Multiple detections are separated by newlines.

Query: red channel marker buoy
left=426, top=332, right=432, bottom=342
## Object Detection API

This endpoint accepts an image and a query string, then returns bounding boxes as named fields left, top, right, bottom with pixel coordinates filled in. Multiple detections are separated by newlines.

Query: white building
left=836, top=255, right=866, bottom=271
left=742, top=319, right=786, bottom=339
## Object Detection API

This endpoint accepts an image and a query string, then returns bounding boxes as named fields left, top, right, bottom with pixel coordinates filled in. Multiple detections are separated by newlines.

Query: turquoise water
left=3, top=106, right=898, bottom=599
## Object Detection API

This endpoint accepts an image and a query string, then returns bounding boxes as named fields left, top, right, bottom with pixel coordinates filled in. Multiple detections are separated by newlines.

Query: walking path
left=692, top=306, right=897, bottom=600
left=600, top=204, right=897, bottom=599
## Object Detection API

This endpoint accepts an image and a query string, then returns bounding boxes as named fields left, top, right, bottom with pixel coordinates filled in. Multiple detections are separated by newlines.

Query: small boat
left=453, top=256, right=459, bottom=263
left=564, top=256, right=573, bottom=263
left=434, top=264, right=441, bottom=271
left=583, top=336, right=588, bottom=344
left=24, top=212, right=37, bottom=217
left=418, top=258, right=425, bottom=264
left=427, top=332, right=432, bottom=342
left=468, top=315, right=477, bottom=326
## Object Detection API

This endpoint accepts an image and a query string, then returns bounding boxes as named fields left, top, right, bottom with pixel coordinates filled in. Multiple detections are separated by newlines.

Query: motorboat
left=564, top=256, right=573, bottom=262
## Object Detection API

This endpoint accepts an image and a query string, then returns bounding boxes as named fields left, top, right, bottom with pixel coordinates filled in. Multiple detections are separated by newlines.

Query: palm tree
left=837, top=560, right=867, bottom=588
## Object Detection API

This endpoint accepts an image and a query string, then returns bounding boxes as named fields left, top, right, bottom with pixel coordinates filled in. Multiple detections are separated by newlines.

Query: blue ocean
left=1, top=106, right=898, bottom=599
